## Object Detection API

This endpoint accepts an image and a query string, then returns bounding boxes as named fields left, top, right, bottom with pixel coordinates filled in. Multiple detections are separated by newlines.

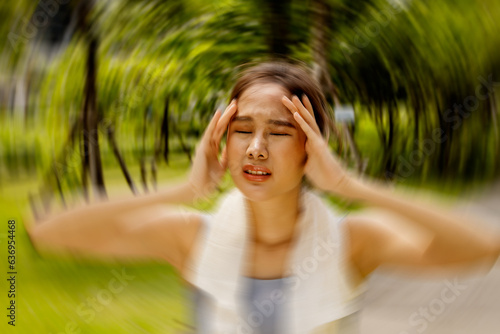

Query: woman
left=29, top=61, right=500, bottom=334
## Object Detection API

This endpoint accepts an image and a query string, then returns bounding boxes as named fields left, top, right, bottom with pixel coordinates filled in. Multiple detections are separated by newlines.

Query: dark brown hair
left=229, top=61, right=331, bottom=138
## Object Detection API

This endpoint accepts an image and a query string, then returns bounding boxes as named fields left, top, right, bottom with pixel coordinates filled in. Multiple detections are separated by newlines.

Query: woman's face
left=226, top=83, right=307, bottom=202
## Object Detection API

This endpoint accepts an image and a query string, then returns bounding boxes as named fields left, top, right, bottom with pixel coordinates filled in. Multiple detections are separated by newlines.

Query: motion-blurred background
left=0, top=0, right=499, bottom=333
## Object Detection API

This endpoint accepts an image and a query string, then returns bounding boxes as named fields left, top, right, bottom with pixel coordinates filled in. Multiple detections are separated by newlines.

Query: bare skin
left=28, top=83, right=500, bottom=285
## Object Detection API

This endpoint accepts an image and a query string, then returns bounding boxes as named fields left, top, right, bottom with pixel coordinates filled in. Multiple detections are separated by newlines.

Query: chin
left=232, top=177, right=302, bottom=203
left=234, top=182, right=275, bottom=202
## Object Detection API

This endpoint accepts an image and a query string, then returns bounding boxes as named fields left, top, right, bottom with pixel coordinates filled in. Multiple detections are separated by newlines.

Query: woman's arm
left=28, top=182, right=200, bottom=266
left=28, top=100, right=238, bottom=269
left=282, top=94, right=500, bottom=273
left=339, top=178, right=500, bottom=269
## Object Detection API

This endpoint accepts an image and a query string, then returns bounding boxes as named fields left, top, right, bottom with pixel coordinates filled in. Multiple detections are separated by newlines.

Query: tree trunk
left=171, top=115, right=192, bottom=162
left=37, top=116, right=80, bottom=212
left=82, top=36, right=106, bottom=200
left=106, top=124, right=138, bottom=195
left=311, top=0, right=337, bottom=105
left=52, top=160, right=67, bottom=209
left=412, top=89, right=421, bottom=152
left=384, top=102, right=396, bottom=178
left=140, top=106, right=150, bottom=193
left=24, top=66, right=32, bottom=128
left=261, top=0, right=291, bottom=58
left=311, top=0, right=362, bottom=172
left=155, top=97, right=170, bottom=165
left=28, top=193, right=41, bottom=222
left=140, top=158, right=148, bottom=193
left=437, top=102, right=453, bottom=177
left=162, top=101, right=169, bottom=163
left=150, top=157, right=157, bottom=192
left=488, top=90, right=498, bottom=142
left=77, top=0, right=105, bottom=201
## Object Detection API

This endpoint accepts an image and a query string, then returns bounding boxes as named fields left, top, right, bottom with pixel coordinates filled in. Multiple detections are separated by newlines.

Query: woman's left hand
left=282, top=95, right=351, bottom=195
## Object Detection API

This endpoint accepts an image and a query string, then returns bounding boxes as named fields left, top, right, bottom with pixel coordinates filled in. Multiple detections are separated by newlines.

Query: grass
left=0, top=154, right=196, bottom=334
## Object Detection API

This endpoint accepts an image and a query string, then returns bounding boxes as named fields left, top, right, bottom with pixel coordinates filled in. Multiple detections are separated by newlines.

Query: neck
left=246, top=186, right=304, bottom=247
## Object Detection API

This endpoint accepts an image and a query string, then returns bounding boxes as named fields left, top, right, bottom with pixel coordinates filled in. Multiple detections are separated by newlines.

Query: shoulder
left=344, top=208, right=431, bottom=276
left=343, top=210, right=401, bottom=278
left=345, top=208, right=431, bottom=249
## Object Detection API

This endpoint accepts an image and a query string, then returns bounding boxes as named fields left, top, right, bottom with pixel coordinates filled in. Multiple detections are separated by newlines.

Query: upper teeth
left=246, top=170, right=269, bottom=175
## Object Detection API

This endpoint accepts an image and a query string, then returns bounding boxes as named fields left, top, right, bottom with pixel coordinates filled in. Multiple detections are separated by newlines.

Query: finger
left=293, top=111, right=318, bottom=140
left=213, top=100, right=238, bottom=144
left=213, top=100, right=235, bottom=141
left=202, top=109, right=222, bottom=142
left=220, top=99, right=238, bottom=128
left=292, top=95, right=321, bottom=134
left=301, top=94, right=315, bottom=120
left=282, top=95, right=299, bottom=114
left=282, top=96, right=320, bottom=135
left=220, top=146, right=228, bottom=169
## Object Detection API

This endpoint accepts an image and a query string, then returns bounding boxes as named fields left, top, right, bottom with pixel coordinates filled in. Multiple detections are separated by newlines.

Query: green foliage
left=1, top=0, right=499, bottom=191
left=1, top=1, right=500, bottom=332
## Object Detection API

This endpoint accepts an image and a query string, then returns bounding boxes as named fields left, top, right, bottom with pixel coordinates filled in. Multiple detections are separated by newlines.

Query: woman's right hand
left=188, top=100, right=238, bottom=201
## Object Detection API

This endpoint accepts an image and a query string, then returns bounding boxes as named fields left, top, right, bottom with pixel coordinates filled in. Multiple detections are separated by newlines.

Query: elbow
left=478, top=233, right=500, bottom=262
left=495, top=233, right=500, bottom=256
left=474, top=241, right=500, bottom=272
left=27, top=222, right=49, bottom=250
left=26, top=216, right=65, bottom=251
left=25, top=219, right=46, bottom=254
left=487, top=237, right=500, bottom=261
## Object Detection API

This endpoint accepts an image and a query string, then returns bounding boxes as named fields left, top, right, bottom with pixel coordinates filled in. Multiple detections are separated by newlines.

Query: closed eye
left=235, top=131, right=289, bottom=136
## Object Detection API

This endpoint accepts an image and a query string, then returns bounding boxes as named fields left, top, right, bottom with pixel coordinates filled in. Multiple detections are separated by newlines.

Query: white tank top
left=190, top=213, right=365, bottom=334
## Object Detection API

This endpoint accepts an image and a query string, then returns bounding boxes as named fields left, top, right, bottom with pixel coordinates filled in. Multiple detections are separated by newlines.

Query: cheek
left=293, top=137, right=307, bottom=164
left=298, top=133, right=308, bottom=163
left=226, top=134, right=242, bottom=156
left=277, top=140, right=307, bottom=171
left=225, top=135, right=244, bottom=173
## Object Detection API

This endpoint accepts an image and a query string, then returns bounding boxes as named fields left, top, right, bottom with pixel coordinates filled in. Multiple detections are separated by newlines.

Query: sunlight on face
left=226, top=83, right=307, bottom=202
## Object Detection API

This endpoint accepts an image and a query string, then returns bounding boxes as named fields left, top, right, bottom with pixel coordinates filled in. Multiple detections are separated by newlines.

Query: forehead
left=236, top=83, right=292, bottom=120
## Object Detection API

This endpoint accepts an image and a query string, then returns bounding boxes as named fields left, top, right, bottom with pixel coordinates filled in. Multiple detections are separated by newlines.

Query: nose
left=246, top=134, right=268, bottom=160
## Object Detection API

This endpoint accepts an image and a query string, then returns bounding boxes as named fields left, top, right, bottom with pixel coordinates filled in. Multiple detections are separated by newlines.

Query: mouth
left=242, top=164, right=272, bottom=182
left=244, top=170, right=271, bottom=175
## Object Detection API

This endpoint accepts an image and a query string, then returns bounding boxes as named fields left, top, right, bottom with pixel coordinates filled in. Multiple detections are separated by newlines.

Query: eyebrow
left=232, top=116, right=296, bottom=129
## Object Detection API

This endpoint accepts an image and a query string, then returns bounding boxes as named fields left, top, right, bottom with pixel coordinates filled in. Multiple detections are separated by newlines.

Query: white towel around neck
left=185, top=187, right=366, bottom=334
